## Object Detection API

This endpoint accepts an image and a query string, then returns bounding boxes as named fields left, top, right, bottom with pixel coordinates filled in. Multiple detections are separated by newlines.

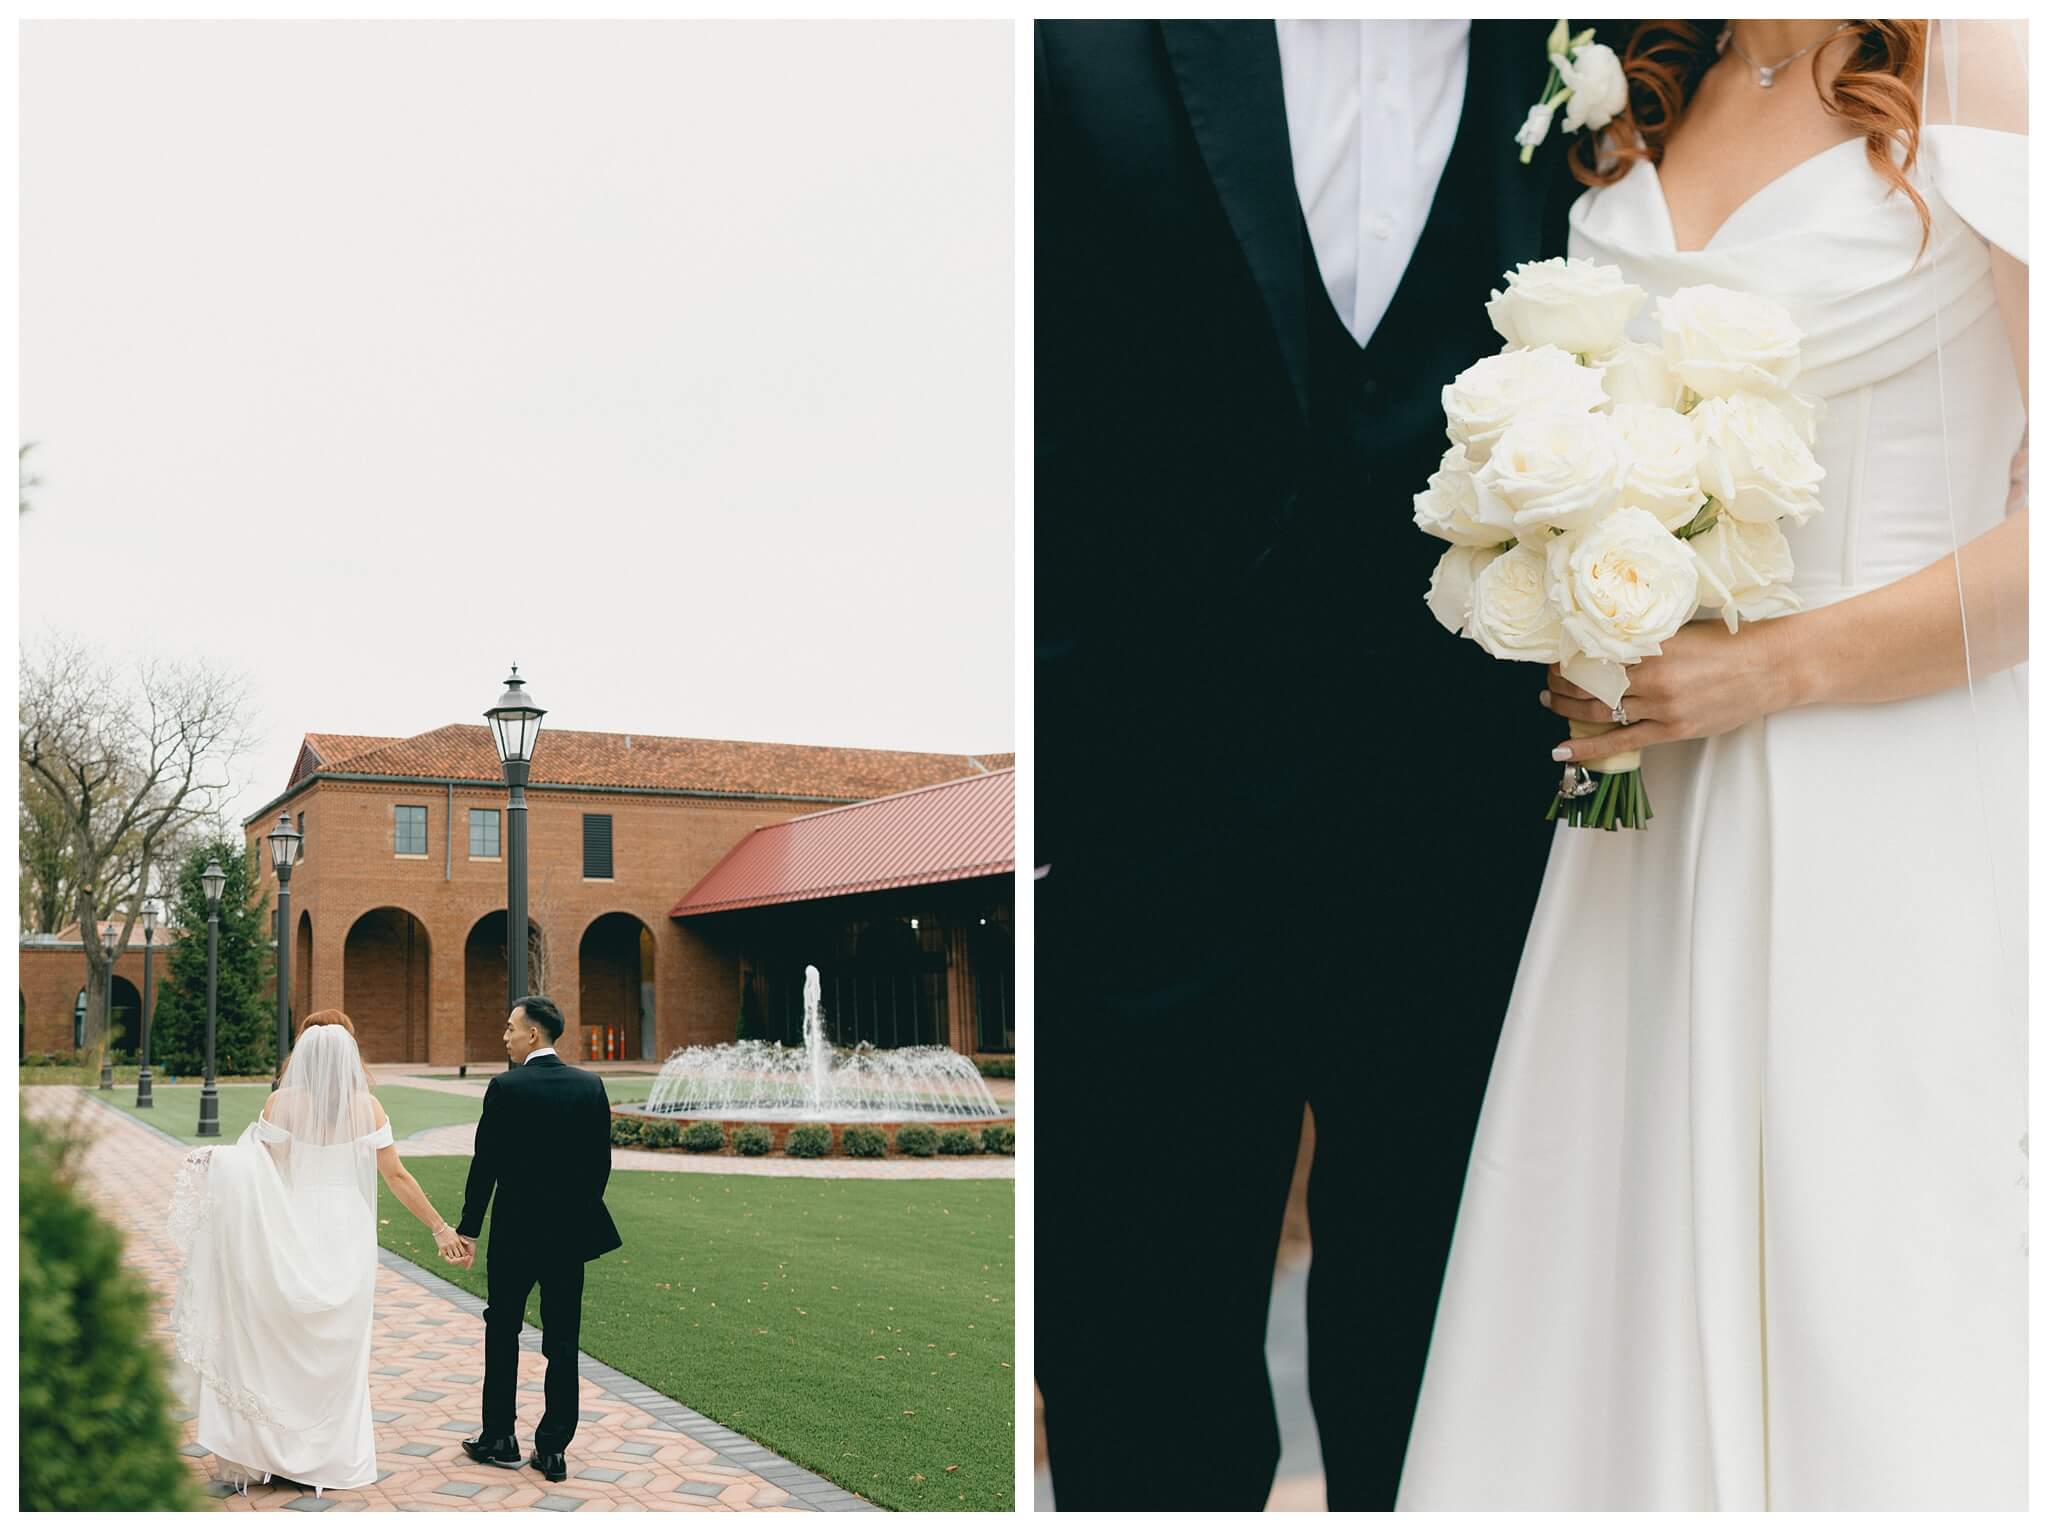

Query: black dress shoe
left=462, top=1432, right=522, bottom=1468
left=527, top=1449, right=567, bottom=1482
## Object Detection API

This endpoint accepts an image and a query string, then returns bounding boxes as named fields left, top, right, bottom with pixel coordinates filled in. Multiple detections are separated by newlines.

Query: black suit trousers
left=482, top=1245, right=588, bottom=1453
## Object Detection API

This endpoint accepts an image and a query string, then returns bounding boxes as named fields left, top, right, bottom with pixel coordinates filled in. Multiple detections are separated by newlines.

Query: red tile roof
left=670, top=768, right=1014, bottom=917
left=279, top=724, right=1008, bottom=804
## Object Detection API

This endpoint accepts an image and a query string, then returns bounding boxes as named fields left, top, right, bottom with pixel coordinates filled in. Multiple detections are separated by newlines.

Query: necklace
left=1715, top=23, right=1859, bottom=89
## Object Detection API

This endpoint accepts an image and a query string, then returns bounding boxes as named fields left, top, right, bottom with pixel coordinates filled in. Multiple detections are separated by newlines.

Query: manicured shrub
left=20, top=1109, right=204, bottom=1510
left=938, top=1129, right=980, bottom=1156
left=784, top=1125, right=831, bottom=1159
left=981, top=1125, right=1015, bottom=1156
left=733, top=1124, right=773, bottom=1157
left=609, top=1114, right=643, bottom=1147
left=640, top=1119, right=683, bottom=1150
left=678, top=1120, right=724, bottom=1153
left=895, top=1125, right=939, bottom=1158
left=976, top=1056, right=1014, bottom=1079
left=842, top=1126, right=886, bottom=1158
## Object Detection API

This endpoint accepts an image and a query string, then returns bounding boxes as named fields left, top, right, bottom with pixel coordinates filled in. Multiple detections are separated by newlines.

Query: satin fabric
left=1397, top=124, right=2027, bottom=1509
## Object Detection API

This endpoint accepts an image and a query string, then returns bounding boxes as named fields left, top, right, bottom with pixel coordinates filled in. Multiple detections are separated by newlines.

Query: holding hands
left=434, top=1224, right=476, bottom=1268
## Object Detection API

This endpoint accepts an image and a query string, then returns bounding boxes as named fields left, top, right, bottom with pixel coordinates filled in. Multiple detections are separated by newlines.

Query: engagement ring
left=1611, top=702, right=1629, bottom=726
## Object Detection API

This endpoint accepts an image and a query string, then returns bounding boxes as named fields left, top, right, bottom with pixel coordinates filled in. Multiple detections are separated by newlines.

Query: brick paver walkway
left=27, top=1090, right=878, bottom=1513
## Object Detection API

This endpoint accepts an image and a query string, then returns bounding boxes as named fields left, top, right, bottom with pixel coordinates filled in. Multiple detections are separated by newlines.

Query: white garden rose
left=1485, top=256, right=1645, bottom=356
left=1442, top=344, right=1607, bottom=466
left=1474, top=411, right=1624, bottom=534
left=1554, top=43, right=1628, bottom=133
left=1690, top=393, right=1826, bottom=525
left=1611, top=404, right=1706, bottom=530
left=1688, top=515, right=1802, bottom=633
left=1425, top=543, right=1502, bottom=636
left=1413, top=444, right=1518, bottom=545
left=1465, top=540, right=1568, bottom=663
left=1597, top=339, right=1684, bottom=411
left=1657, top=284, right=1804, bottom=397
left=1547, top=507, right=1702, bottom=664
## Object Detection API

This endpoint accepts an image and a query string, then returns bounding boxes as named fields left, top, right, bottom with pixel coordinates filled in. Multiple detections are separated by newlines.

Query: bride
left=1399, top=20, right=2026, bottom=1510
left=168, top=1012, right=470, bottom=1496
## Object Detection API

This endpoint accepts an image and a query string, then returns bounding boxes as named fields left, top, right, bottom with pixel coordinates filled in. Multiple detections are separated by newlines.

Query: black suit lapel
left=1465, top=21, right=1565, bottom=271
left=1160, top=21, right=1307, bottom=415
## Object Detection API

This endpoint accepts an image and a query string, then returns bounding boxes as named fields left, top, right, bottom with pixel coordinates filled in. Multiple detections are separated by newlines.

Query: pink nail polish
left=1551, top=746, right=1571, bottom=761
left=1538, top=690, right=1552, bottom=706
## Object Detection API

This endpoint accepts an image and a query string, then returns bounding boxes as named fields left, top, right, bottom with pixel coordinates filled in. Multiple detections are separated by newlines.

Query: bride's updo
left=1569, top=21, right=1932, bottom=243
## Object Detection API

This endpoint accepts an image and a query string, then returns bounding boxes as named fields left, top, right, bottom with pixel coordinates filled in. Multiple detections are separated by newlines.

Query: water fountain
left=638, top=965, right=1005, bottom=1121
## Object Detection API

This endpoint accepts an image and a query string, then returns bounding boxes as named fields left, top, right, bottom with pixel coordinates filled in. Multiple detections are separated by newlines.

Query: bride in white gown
left=1399, top=20, right=2026, bottom=1510
left=168, top=1013, right=470, bottom=1495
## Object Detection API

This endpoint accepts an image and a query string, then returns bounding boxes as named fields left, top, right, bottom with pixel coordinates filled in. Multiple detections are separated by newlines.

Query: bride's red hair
left=294, top=1008, right=376, bottom=1088
left=1569, top=21, right=1931, bottom=245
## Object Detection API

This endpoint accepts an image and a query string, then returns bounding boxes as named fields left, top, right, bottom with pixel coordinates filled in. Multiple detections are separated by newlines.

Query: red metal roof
left=670, top=768, right=1014, bottom=917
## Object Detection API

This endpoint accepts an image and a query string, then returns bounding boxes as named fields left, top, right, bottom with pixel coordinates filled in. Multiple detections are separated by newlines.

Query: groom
left=455, top=995, right=623, bottom=1483
left=1035, top=20, right=1616, bottom=1511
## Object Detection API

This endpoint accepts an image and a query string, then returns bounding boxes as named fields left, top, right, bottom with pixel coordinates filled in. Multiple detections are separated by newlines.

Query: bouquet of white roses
left=1416, top=256, right=1823, bottom=830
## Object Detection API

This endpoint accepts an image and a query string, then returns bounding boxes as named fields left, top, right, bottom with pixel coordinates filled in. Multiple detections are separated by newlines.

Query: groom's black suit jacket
left=1038, top=20, right=1590, bottom=922
left=457, top=1052, right=623, bottom=1264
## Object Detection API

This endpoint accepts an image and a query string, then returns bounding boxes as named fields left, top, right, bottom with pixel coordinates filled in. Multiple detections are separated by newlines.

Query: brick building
left=20, top=921, right=170, bottom=1061
left=18, top=725, right=1014, bottom=1066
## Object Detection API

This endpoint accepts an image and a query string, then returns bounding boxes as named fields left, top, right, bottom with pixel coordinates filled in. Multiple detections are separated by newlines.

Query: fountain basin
left=611, top=1104, right=1014, bottom=1156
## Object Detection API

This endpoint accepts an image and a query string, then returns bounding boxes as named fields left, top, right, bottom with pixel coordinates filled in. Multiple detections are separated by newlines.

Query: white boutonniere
left=1518, top=19, right=1628, bottom=164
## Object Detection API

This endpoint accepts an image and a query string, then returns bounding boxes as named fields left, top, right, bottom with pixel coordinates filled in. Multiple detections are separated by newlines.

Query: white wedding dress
left=168, top=1027, right=391, bottom=1494
left=1398, top=30, right=2027, bottom=1512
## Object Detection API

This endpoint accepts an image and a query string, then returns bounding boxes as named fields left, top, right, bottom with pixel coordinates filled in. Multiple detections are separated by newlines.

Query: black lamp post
left=135, top=897, right=159, bottom=1108
left=268, top=812, right=304, bottom=1090
left=97, top=919, right=118, bottom=1091
left=486, top=666, right=546, bottom=1014
left=197, top=858, right=225, bottom=1138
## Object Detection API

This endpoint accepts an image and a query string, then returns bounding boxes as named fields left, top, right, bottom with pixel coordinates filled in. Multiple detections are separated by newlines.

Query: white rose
left=1466, top=540, right=1569, bottom=663
left=1474, top=411, right=1624, bottom=535
left=1515, top=101, right=1556, bottom=151
left=1425, top=543, right=1502, bottom=636
left=1413, top=443, right=1518, bottom=545
left=1657, top=284, right=1804, bottom=398
left=1485, top=256, right=1646, bottom=356
left=1690, top=394, right=1826, bottom=525
left=1548, top=507, right=1701, bottom=665
left=1554, top=43, right=1628, bottom=133
left=1612, top=404, right=1706, bottom=531
left=1442, top=344, right=1608, bottom=466
left=1597, top=339, right=1684, bottom=412
left=1689, top=515, right=1802, bottom=633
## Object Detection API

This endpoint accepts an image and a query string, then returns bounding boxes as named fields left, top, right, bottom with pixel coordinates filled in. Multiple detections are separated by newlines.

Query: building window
left=582, top=814, right=614, bottom=879
left=297, top=811, right=306, bottom=859
left=394, top=804, right=428, bottom=856
left=469, top=808, right=501, bottom=859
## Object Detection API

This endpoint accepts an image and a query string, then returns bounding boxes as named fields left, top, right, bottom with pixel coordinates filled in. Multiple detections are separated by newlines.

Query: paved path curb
left=32, top=1089, right=881, bottom=1513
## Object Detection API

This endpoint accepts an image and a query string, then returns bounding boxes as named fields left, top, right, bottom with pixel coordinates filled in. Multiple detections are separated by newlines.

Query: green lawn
left=379, top=1161, right=1014, bottom=1512
left=92, top=1083, right=486, bottom=1145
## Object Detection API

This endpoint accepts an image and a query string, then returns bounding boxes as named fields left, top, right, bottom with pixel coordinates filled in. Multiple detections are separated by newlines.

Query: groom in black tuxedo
left=457, top=995, right=623, bottom=1483
left=1035, top=20, right=1612, bottom=1511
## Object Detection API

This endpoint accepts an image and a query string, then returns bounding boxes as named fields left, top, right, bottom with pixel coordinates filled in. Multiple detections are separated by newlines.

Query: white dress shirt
left=1274, top=20, right=1470, bottom=347
left=525, top=1045, right=557, bottom=1062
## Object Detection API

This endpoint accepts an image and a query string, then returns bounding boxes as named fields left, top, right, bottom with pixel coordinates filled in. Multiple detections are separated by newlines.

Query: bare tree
left=19, top=633, right=257, bottom=1069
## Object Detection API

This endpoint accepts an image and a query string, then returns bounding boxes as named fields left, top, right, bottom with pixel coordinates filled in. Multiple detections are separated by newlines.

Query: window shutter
left=583, top=814, right=614, bottom=879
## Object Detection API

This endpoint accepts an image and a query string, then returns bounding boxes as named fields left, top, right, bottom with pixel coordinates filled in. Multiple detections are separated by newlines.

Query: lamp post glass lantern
left=486, top=666, right=546, bottom=1013
left=268, top=812, right=304, bottom=1090
left=135, top=897, right=159, bottom=1108
left=197, top=858, right=226, bottom=1137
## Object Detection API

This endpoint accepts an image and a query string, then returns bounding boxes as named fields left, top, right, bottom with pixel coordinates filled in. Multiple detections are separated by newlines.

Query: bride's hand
left=433, top=1225, right=467, bottom=1261
left=1541, top=620, right=1801, bottom=764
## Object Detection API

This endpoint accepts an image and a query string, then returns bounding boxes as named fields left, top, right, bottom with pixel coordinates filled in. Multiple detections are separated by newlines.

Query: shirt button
left=1370, top=213, right=1394, bottom=240
left=1373, top=61, right=1390, bottom=83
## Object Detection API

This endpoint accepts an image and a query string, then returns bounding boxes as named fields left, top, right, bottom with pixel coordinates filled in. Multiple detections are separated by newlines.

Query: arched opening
left=111, top=976, right=142, bottom=1059
left=463, top=911, right=545, bottom=1062
left=343, top=908, right=431, bottom=1062
left=295, top=909, right=314, bottom=1027
left=578, top=913, right=654, bottom=1063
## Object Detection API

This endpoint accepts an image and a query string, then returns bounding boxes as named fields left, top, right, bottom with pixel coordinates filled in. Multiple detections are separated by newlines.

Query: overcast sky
left=21, top=20, right=1014, bottom=827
